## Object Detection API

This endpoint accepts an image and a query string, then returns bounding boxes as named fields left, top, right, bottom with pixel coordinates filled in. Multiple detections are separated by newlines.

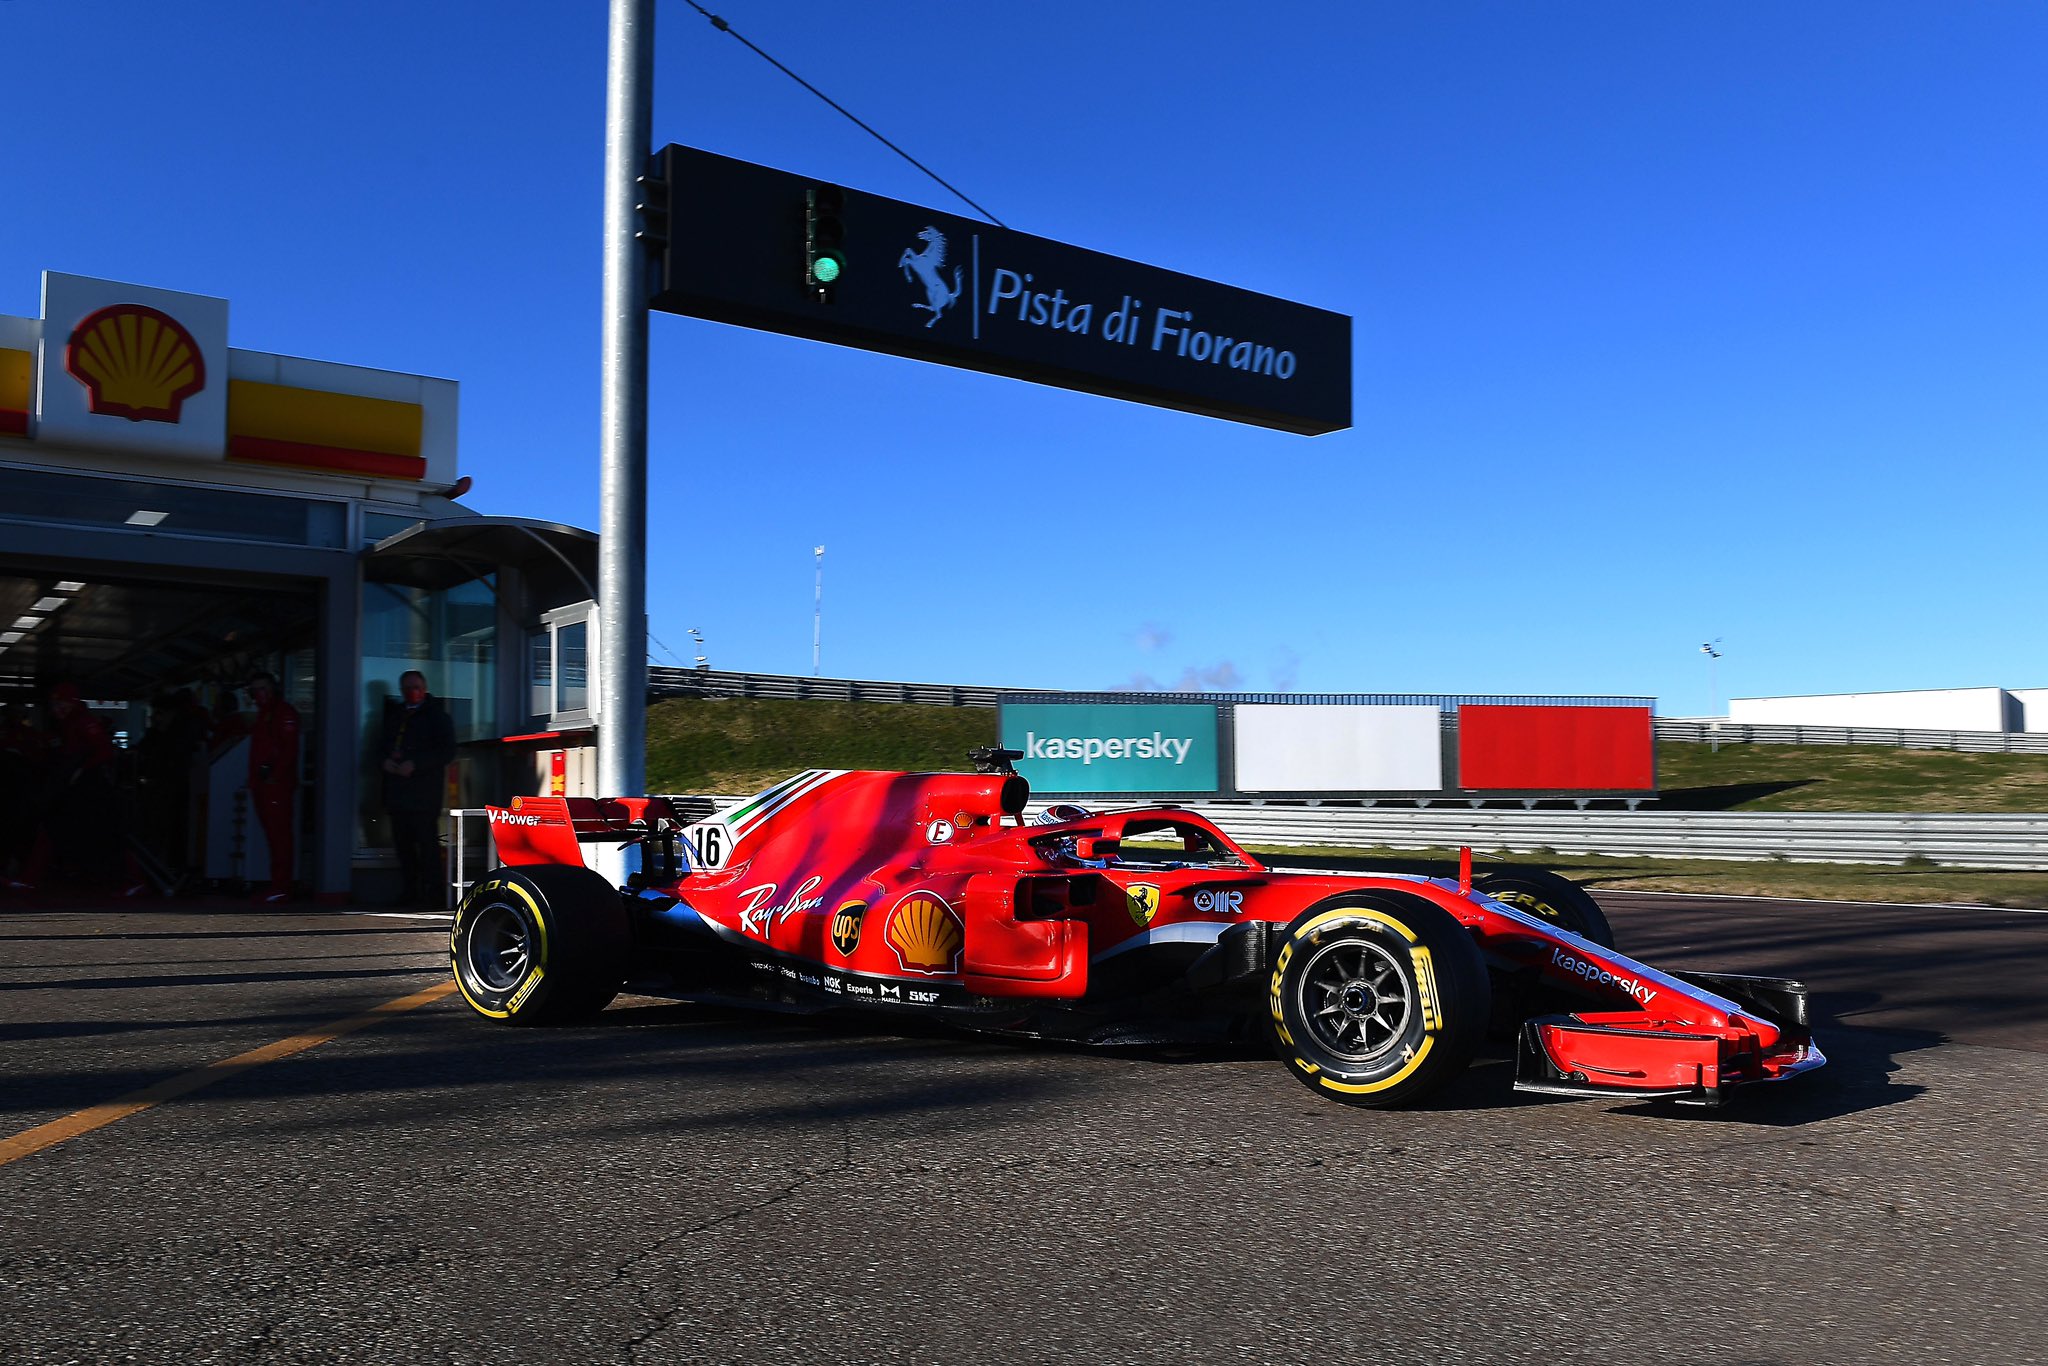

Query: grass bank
left=1655, top=741, right=2048, bottom=812
left=645, top=696, right=994, bottom=795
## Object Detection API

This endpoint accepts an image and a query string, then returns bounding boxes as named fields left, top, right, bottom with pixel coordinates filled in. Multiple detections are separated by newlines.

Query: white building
left=1729, top=688, right=2046, bottom=734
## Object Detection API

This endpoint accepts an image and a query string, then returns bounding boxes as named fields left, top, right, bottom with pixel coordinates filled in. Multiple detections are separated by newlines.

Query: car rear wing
left=485, top=795, right=688, bottom=878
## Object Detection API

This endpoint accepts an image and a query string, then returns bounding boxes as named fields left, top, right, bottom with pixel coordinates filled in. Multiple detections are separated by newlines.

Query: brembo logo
left=1023, top=731, right=1194, bottom=766
left=1551, top=947, right=1658, bottom=1006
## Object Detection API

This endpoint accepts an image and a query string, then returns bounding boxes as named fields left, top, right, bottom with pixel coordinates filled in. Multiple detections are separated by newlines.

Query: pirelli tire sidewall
left=1268, top=893, right=1489, bottom=1108
left=451, top=864, right=630, bottom=1025
left=1474, top=868, right=1616, bottom=948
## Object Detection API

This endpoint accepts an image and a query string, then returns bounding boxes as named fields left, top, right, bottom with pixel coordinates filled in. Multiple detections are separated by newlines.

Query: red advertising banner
left=1456, top=706, right=1655, bottom=791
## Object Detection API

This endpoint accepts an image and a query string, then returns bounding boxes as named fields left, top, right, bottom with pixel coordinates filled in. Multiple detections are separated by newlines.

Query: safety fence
left=1037, top=803, right=2048, bottom=870
left=448, top=801, right=2047, bottom=882
left=648, top=667, right=1005, bottom=707
left=1654, top=718, right=2048, bottom=755
left=645, top=667, right=1651, bottom=715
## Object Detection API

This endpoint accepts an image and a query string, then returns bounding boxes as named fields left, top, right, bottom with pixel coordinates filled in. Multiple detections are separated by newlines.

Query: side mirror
left=1073, top=836, right=1119, bottom=861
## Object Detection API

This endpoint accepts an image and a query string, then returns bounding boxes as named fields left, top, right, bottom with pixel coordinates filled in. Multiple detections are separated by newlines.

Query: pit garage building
left=0, top=272, right=600, bottom=901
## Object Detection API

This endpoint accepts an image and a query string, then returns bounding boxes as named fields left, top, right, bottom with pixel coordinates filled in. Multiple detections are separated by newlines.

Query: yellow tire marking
left=0, top=981, right=458, bottom=1169
left=1317, top=1034, right=1435, bottom=1094
left=1293, top=907, right=1418, bottom=945
left=1413, top=946, right=1442, bottom=1032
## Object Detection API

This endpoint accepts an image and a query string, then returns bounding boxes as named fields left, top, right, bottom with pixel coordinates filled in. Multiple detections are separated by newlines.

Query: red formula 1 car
left=451, top=750, right=1824, bottom=1109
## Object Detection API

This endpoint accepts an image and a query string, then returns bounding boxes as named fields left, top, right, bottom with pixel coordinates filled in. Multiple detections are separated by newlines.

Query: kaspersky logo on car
left=1550, top=947, right=1658, bottom=1006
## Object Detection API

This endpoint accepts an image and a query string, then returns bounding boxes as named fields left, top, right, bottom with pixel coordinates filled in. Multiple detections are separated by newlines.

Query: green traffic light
left=812, top=256, right=842, bottom=284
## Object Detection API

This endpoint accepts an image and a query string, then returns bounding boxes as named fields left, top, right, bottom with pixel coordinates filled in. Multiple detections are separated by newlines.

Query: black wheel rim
left=464, top=902, right=533, bottom=992
left=1296, top=937, right=1412, bottom=1062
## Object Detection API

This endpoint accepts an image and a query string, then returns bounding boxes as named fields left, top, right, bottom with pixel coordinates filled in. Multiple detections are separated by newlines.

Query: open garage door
left=0, top=566, right=319, bottom=896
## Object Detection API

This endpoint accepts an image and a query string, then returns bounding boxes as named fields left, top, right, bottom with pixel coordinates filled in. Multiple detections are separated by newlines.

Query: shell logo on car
left=65, top=303, right=206, bottom=423
left=885, top=893, right=963, bottom=976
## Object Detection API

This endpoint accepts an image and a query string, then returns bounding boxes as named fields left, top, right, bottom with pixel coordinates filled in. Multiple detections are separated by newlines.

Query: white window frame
left=529, top=600, right=600, bottom=730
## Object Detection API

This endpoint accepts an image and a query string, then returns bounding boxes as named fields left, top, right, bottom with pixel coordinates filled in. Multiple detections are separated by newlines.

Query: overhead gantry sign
left=648, top=146, right=1352, bottom=436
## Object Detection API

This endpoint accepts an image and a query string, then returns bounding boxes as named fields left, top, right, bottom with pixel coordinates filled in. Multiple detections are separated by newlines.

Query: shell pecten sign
left=65, top=304, right=207, bottom=423
left=36, top=272, right=230, bottom=458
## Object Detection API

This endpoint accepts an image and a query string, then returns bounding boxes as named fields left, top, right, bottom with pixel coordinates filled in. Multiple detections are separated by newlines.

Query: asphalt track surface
left=2, top=888, right=2044, bottom=1365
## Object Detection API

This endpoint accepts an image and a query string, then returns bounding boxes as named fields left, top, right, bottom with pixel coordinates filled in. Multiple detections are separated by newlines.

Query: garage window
left=527, top=602, right=597, bottom=729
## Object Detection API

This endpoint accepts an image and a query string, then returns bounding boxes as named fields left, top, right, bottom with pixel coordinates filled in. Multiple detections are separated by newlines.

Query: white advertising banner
left=35, top=271, right=229, bottom=459
left=1234, top=704, right=1444, bottom=792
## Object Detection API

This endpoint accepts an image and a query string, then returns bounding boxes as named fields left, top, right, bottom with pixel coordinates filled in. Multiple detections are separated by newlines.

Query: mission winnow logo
left=1021, top=730, right=1196, bottom=766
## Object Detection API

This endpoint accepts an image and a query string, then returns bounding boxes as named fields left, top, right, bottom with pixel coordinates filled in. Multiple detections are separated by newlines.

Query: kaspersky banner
left=1000, top=703, right=1220, bottom=794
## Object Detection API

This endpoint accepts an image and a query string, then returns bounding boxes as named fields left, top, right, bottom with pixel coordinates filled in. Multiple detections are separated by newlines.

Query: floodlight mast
left=598, top=0, right=655, bottom=799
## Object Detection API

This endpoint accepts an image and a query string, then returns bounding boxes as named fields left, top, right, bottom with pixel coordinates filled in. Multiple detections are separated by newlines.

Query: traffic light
left=805, top=184, right=846, bottom=302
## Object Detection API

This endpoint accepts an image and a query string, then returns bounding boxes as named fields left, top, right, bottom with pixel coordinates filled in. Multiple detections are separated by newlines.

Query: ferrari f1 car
left=451, top=751, right=1824, bottom=1109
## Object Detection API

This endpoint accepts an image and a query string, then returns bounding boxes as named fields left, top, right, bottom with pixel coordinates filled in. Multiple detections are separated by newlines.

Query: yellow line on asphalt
left=0, top=980, right=459, bottom=1169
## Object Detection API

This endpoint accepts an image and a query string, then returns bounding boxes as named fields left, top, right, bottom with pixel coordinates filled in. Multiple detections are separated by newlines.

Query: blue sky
left=5, top=1, right=2042, bottom=713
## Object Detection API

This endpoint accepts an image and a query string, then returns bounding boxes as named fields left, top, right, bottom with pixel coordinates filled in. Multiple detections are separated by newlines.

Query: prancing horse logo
left=1126, top=883, right=1161, bottom=928
left=899, top=227, right=964, bottom=328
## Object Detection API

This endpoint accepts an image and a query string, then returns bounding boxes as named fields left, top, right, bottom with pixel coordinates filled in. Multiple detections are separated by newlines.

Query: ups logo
left=831, top=900, right=867, bottom=956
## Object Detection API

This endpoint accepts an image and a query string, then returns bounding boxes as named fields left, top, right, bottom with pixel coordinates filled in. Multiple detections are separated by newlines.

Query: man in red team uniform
left=7, top=683, right=146, bottom=897
left=245, top=671, right=302, bottom=905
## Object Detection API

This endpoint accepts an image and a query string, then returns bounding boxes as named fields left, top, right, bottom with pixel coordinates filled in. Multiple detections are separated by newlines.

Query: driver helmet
left=1033, top=803, right=1093, bottom=826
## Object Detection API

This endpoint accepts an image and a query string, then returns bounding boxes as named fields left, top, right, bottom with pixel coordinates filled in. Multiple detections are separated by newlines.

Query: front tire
left=451, top=865, right=629, bottom=1024
left=1268, top=892, right=1488, bottom=1109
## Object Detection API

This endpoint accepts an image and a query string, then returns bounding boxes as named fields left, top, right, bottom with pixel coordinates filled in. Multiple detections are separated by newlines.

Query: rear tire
left=451, top=864, right=629, bottom=1024
left=1476, top=868, right=1615, bottom=947
left=1268, top=892, right=1488, bottom=1109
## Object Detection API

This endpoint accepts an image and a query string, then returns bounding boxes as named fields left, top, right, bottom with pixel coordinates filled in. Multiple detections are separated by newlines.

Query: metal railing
left=646, top=667, right=1653, bottom=715
left=444, top=797, right=2045, bottom=893
left=1023, top=802, right=2048, bottom=870
left=649, top=667, right=1006, bottom=707
left=1655, top=718, right=2048, bottom=754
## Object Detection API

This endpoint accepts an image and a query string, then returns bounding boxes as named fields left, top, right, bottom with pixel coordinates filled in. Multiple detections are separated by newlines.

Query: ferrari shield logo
left=1126, top=883, right=1161, bottom=927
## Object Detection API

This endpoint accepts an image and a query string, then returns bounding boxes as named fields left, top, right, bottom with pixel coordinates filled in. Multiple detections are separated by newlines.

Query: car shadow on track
left=578, top=994, right=1937, bottom=1124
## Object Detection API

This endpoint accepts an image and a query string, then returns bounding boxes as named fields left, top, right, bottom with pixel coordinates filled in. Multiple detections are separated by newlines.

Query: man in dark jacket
left=380, top=670, right=456, bottom=907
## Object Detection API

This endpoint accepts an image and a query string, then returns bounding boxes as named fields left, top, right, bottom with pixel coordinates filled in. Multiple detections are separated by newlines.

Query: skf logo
left=1126, top=883, right=1160, bottom=927
left=885, top=893, right=964, bottom=976
left=1192, top=888, right=1243, bottom=915
left=830, top=900, right=866, bottom=957
left=65, top=304, right=206, bottom=423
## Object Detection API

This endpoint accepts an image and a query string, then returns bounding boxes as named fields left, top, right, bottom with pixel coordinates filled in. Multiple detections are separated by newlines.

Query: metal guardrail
left=653, top=795, right=2044, bottom=870
left=648, top=667, right=1006, bottom=706
left=1656, top=718, right=2048, bottom=754
left=647, top=667, right=1654, bottom=715
left=446, top=798, right=2044, bottom=889
left=1029, top=803, right=2047, bottom=870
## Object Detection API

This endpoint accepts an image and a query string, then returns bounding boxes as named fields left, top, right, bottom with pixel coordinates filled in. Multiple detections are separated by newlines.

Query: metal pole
left=812, top=544, right=824, bottom=676
left=598, top=0, right=654, bottom=798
